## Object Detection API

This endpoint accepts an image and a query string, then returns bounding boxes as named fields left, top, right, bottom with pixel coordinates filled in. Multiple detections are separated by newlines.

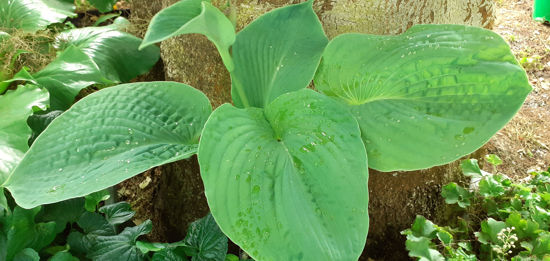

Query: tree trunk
left=123, top=0, right=496, bottom=258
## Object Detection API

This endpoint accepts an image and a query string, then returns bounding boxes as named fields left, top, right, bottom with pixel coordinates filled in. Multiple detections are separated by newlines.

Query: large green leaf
left=314, top=24, right=532, bottom=171
left=18, top=45, right=113, bottom=109
left=0, top=85, right=48, bottom=182
left=198, top=89, right=369, bottom=260
left=0, top=0, right=75, bottom=33
left=140, top=0, right=234, bottom=71
left=54, top=22, right=160, bottom=83
left=4, top=81, right=212, bottom=208
left=230, top=0, right=328, bottom=108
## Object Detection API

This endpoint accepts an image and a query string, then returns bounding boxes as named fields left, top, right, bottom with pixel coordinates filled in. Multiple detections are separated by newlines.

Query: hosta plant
left=1, top=0, right=531, bottom=260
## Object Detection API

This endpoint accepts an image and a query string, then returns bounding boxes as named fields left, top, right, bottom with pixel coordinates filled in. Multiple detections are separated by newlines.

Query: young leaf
left=99, top=202, right=135, bottom=226
left=183, top=213, right=227, bottom=260
left=27, top=109, right=63, bottom=146
left=198, top=89, right=369, bottom=260
left=88, top=0, right=117, bottom=12
left=485, top=154, right=503, bottom=166
left=0, top=0, right=75, bottom=33
left=442, top=182, right=472, bottom=208
left=461, top=159, right=484, bottom=179
left=4, top=82, right=212, bottom=208
left=230, top=0, right=328, bottom=108
left=314, top=24, right=532, bottom=171
left=36, top=198, right=86, bottom=233
left=87, top=220, right=152, bottom=261
left=479, top=176, right=506, bottom=197
left=475, top=218, right=506, bottom=244
left=140, top=0, right=235, bottom=71
left=409, top=215, right=438, bottom=239
left=0, top=85, right=48, bottom=182
left=54, top=22, right=160, bottom=83
left=84, top=190, right=110, bottom=212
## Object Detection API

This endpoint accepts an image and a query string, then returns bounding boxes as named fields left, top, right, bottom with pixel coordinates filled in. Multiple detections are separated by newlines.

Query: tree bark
left=124, top=0, right=496, bottom=258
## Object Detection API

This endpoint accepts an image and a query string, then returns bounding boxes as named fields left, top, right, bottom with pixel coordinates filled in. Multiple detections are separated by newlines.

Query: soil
left=487, top=0, right=550, bottom=179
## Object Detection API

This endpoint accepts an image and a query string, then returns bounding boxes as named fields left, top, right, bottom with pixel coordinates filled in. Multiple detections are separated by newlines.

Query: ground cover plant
left=0, top=0, right=533, bottom=260
left=403, top=156, right=550, bottom=260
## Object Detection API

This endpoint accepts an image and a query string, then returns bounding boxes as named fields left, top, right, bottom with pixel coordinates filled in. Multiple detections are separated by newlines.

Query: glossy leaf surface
left=230, top=0, right=328, bottom=108
left=5, top=82, right=212, bottom=208
left=87, top=220, right=152, bottom=261
left=140, top=0, right=234, bottom=70
left=199, top=89, right=368, bottom=260
left=55, top=22, right=160, bottom=83
left=31, top=45, right=112, bottom=109
left=315, top=24, right=532, bottom=171
left=183, top=213, right=227, bottom=261
left=0, top=85, right=48, bottom=182
left=0, top=0, right=75, bottom=33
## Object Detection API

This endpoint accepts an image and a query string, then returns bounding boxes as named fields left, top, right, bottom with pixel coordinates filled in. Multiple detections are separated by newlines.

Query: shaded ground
left=487, top=0, right=550, bottom=178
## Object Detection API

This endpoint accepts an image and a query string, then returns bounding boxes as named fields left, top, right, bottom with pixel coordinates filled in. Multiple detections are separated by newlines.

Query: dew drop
left=58, top=168, right=63, bottom=172
left=128, top=128, right=134, bottom=135
left=76, top=148, right=80, bottom=152
left=125, top=140, right=131, bottom=145
left=126, top=160, right=130, bottom=163
left=321, top=132, right=327, bottom=136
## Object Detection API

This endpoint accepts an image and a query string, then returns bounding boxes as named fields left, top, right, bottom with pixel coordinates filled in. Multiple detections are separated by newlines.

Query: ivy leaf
left=183, top=213, right=227, bottom=261
left=0, top=0, right=75, bottom=33
left=27, top=109, right=63, bottom=146
left=408, top=215, right=437, bottom=239
left=140, top=0, right=235, bottom=71
left=0, top=85, right=48, bottom=183
left=314, top=24, right=531, bottom=171
left=87, top=220, right=152, bottom=261
left=475, top=218, right=506, bottom=244
left=99, top=202, right=135, bottom=226
left=5, top=82, right=212, bottom=208
left=84, top=190, right=110, bottom=212
left=479, top=176, right=506, bottom=197
left=436, top=230, right=452, bottom=245
left=199, top=89, right=369, bottom=260
left=230, top=0, right=328, bottom=108
left=461, top=159, right=484, bottom=179
left=442, top=182, right=472, bottom=208
left=36, top=198, right=86, bottom=233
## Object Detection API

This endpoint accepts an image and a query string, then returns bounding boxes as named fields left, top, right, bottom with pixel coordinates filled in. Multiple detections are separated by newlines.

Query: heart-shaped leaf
left=87, top=220, right=152, bottom=261
left=0, top=0, right=75, bottom=33
left=314, top=24, right=532, bottom=171
left=4, top=81, right=212, bottom=208
left=0, top=85, right=49, bottom=182
left=140, top=0, right=235, bottom=70
left=54, top=22, right=160, bottom=83
left=99, top=202, right=135, bottom=226
left=183, top=213, right=227, bottom=261
left=199, top=89, right=368, bottom=260
left=230, top=0, right=328, bottom=108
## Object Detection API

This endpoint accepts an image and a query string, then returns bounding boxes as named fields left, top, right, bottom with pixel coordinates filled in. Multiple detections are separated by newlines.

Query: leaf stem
left=230, top=71, right=250, bottom=107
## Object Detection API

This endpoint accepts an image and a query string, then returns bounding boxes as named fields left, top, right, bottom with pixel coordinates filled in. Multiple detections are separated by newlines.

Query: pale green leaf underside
left=5, top=82, right=212, bottom=208
left=0, top=0, right=75, bottom=33
left=199, top=89, right=368, bottom=260
left=230, top=0, right=328, bottom=108
left=140, top=0, right=235, bottom=70
left=315, top=24, right=532, bottom=171
left=54, top=23, right=160, bottom=83
left=0, top=85, right=49, bottom=183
